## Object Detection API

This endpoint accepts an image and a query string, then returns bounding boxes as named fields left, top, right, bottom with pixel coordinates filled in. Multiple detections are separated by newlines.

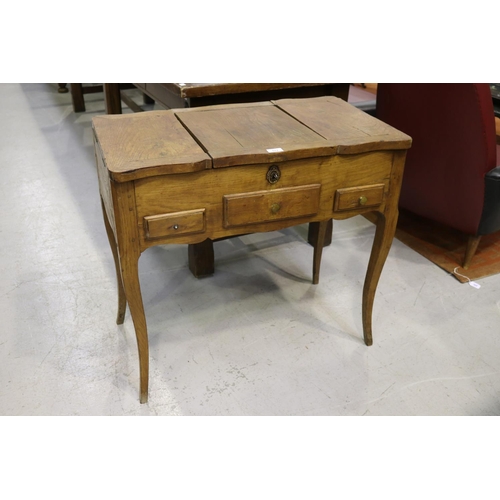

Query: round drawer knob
left=359, top=196, right=368, bottom=206
left=270, top=203, right=281, bottom=214
left=173, top=224, right=179, bottom=230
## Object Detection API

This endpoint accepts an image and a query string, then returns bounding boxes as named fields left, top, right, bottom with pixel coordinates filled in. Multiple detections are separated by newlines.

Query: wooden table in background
left=104, top=83, right=350, bottom=114
left=93, top=96, right=411, bottom=403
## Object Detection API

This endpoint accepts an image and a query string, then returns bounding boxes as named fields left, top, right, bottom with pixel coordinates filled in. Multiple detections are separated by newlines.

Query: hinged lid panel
left=175, top=102, right=335, bottom=168
left=274, top=96, right=412, bottom=154
left=92, top=111, right=211, bottom=181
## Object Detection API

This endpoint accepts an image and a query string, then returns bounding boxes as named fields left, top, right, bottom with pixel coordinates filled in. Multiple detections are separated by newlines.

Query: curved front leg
left=111, top=181, right=150, bottom=404
left=101, top=199, right=127, bottom=324
left=120, top=252, right=149, bottom=404
left=362, top=209, right=398, bottom=346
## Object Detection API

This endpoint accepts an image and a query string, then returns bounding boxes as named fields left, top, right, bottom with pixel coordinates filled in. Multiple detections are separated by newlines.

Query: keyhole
left=267, top=165, right=281, bottom=184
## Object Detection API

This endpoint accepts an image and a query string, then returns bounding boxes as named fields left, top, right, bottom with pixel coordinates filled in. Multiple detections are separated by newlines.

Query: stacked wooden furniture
left=92, top=96, right=411, bottom=403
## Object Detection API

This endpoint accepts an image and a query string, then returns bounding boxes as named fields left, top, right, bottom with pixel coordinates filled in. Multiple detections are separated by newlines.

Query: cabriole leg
left=101, top=199, right=127, bottom=324
left=362, top=210, right=398, bottom=346
left=120, top=252, right=149, bottom=404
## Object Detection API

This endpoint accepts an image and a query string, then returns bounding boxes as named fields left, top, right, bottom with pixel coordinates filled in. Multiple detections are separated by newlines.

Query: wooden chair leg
left=70, top=83, right=85, bottom=112
left=463, top=235, right=481, bottom=269
left=104, top=83, right=122, bottom=114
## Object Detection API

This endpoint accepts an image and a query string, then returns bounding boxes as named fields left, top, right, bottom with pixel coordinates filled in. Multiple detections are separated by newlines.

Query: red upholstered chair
left=375, top=83, right=500, bottom=268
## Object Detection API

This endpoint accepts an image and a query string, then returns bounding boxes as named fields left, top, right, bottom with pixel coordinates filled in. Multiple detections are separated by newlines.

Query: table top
left=157, top=83, right=337, bottom=99
left=93, top=96, right=411, bottom=182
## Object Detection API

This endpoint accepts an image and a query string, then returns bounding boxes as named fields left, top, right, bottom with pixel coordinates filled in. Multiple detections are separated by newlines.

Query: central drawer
left=223, top=184, right=321, bottom=228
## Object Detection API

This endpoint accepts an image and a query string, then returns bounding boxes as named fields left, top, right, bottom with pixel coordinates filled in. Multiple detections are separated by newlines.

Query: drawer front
left=223, top=184, right=320, bottom=228
left=334, top=184, right=385, bottom=212
left=144, top=209, right=205, bottom=239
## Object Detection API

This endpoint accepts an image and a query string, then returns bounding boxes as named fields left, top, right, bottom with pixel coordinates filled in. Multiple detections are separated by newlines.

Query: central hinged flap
left=175, top=101, right=335, bottom=168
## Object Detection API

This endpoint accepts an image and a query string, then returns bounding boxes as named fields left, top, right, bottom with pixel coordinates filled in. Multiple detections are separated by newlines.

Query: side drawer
left=334, top=184, right=385, bottom=212
left=223, top=184, right=320, bottom=228
left=144, top=209, right=205, bottom=239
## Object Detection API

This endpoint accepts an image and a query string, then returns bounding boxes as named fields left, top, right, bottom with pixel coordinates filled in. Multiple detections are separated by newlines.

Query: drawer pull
left=173, top=224, right=179, bottom=230
left=334, top=184, right=385, bottom=212
left=270, top=203, right=281, bottom=214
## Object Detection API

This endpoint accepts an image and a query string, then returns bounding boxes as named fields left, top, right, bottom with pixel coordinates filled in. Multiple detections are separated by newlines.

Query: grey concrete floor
left=1, top=83, right=500, bottom=416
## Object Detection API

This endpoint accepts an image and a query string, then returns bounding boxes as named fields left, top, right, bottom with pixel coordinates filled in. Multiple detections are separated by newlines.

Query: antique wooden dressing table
left=92, top=96, right=411, bottom=403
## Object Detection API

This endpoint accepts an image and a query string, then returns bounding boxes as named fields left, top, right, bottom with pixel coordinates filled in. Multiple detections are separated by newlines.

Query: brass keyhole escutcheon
left=359, top=196, right=368, bottom=206
left=267, top=165, right=281, bottom=184
left=270, top=203, right=281, bottom=214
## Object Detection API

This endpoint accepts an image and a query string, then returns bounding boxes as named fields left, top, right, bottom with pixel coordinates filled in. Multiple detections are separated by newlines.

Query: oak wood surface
left=274, top=97, right=411, bottom=153
left=93, top=98, right=411, bottom=182
left=145, top=209, right=206, bottom=239
left=176, top=101, right=334, bottom=168
left=334, top=184, right=385, bottom=211
left=223, top=184, right=321, bottom=228
left=101, top=199, right=126, bottom=325
left=111, top=181, right=149, bottom=404
left=92, top=111, right=211, bottom=181
left=133, top=152, right=394, bottom=249
left=362, top=150, right=407, bottom=345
